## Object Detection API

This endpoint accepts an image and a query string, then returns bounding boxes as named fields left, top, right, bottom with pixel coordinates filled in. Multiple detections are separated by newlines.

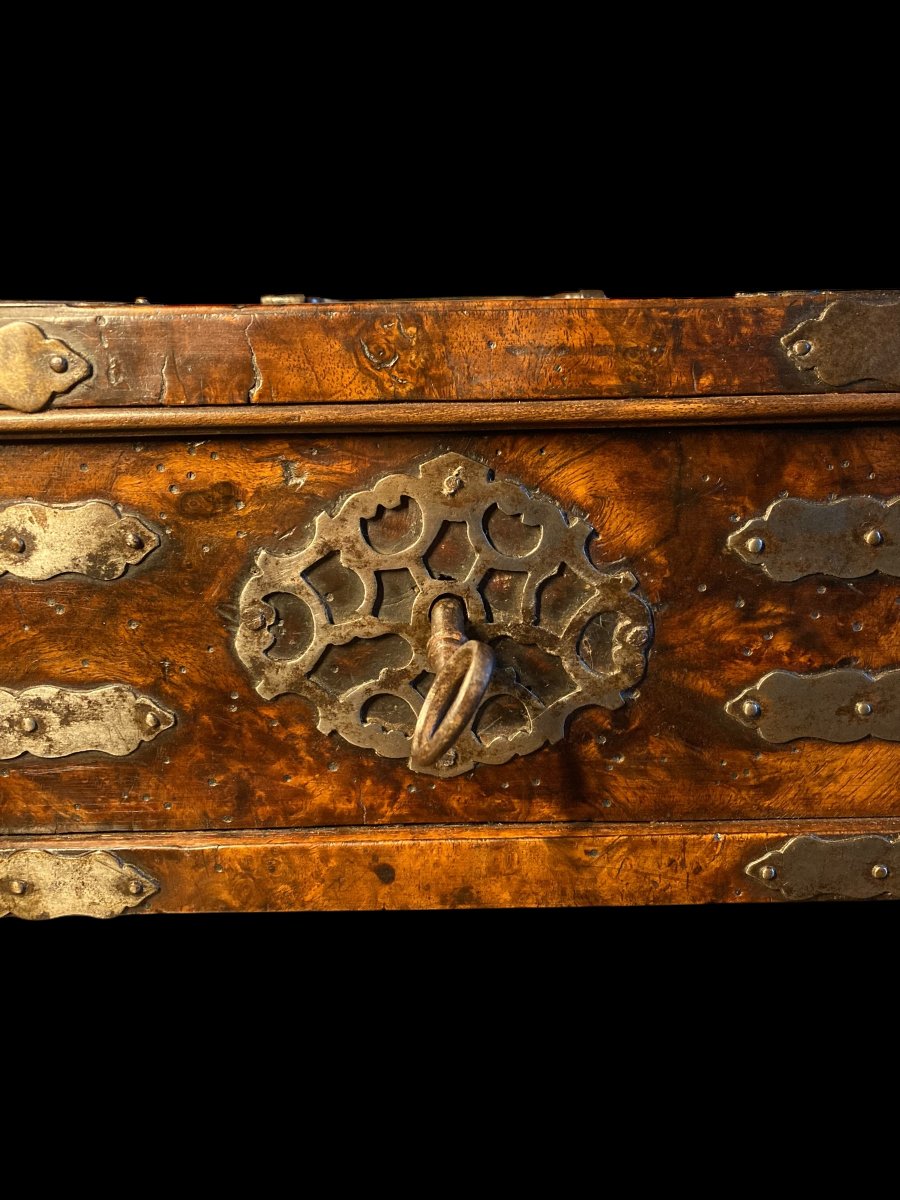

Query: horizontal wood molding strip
left=2, top=393, right=900, bottom=439
left=3, top=821, right=900, bottom=911
left=1, top=293, right=893, bottom=410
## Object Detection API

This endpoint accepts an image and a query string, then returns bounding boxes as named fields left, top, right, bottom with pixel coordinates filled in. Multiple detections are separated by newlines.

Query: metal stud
left=21, top=716, right=38, bottom=733
left=792, top=340, right=812, bottom=357
left=759, top=865, right=777, bottom=881
left=872, top=864, right=889, bottom=881
left=7, top=535, right=25, bottom=554
left=124, top=532, right=144, bottom=550
left=48, top=354, right=68, bottom=373
left=127, top=879, right=144, bottom=895
left=9, top=879, right=27, bottom=895
left=745, top=536, right=765, bottom=555
left=864, top=529, right=884, bottom=547
left=741, top=699, right=762, bottom=719
left=855, top=701, right=873, bottom=717
left=144, top=712, right=160, bottom=729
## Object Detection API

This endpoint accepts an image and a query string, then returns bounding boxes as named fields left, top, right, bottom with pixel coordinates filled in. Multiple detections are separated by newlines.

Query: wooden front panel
left=0, top=426, right=897, bottom=835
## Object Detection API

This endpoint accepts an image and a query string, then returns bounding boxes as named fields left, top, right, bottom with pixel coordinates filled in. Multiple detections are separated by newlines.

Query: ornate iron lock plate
left=235, top=452, right=651, bottom=776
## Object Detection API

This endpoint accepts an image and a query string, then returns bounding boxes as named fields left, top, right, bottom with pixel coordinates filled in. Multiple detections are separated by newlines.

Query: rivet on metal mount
left=0, top=500, right=159, bottom=581
left=728, top=495, right=899, bottom=580
left=234, top=452, right=652, bottom=777
left=727, top=669, right=898, bottom=744
left=0, top=684, right=175, bottom=759
left=0, top=850, right=159, bottom=920
left=782, top=298, right=900, bottom=388
left=0, top=321, right=91, bottom=412
left=747, top=836, right=899, bottom=901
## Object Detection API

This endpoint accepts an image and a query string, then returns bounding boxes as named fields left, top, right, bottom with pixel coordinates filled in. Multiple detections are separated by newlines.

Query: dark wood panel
left=4, top=821, right=899, bottom=911
left=0, top=294, right=876, bottom=409
left=0, top=427, right=897, bottom=834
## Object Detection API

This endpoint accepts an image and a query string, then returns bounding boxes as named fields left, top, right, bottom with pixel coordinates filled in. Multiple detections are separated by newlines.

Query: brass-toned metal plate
left=783, top=298, right=900, bottom=389
left=747, top=836, right=899, bottom=901
left=235, top=451, right=651, bottom=777
left=0, top=684, right=175, bottom=759
left=0, top=321, right=91, bottom=412
left=0, top=500, right=159, bottom=580
left=727, top=668, right=900, bottom=744
left=728, top=495, right=899, bottom=580
left=0, top=850, right=159, bottom=919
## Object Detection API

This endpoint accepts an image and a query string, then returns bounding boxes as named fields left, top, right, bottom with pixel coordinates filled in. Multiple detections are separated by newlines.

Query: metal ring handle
left=411, top=639, right=495, bottom=768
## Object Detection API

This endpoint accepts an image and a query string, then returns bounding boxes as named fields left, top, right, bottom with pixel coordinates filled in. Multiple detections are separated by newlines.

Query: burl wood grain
left=0, top=426, right=897, bottom=835
left=0, top=294, right=886, bottom=409
left=4, top=820, right=899, bottom=910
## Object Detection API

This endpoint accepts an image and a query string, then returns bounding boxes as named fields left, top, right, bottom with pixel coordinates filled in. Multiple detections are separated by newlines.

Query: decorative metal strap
left=783, top=298, right=900, bottom=389
left=0, top=500, right=159, bottom=580
left=0, top=685, right=175, bottom=759
left=747, top=836, right=898, bottom=901
left=0, top=850, right=158, bottom=919
left=726, top=668, right=900, bottom=744
left=0, top=321, right=90, bottom=412
left=728, top=495, right=898, bottom=580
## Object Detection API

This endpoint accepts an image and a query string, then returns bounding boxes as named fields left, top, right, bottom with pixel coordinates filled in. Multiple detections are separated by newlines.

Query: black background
left=3, top=185, right=897, bottom=998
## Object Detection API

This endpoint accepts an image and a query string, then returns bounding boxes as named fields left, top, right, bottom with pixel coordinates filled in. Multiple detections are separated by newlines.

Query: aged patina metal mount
left=0, top=500, right=159, bottom=580
left=747, top=836, right=899, bottom=901
left=0, top=321, right=90, bottom=412
left=784, top=298, right=900, bottom=389
left=0, top=496, right=173, bottom=760
left=727, top=669, right=900, bottom=744
left=0, top=850, right=158, bottom=919
left=729, top=495, right=898, bottom=581
left=235, top=452, right=652, bottom=777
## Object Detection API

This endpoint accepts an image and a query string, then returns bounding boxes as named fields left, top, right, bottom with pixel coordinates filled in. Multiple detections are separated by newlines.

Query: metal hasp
left=747, top=836, right=899, bottom=901
left=0, top=684, right=175, bottom=759
left=783, top=298, right=900, bottom=388
left=0, top=500, right=159, bottom=580
left=728, top=495, right=899, bottom=580
left=0, top=850, right=159, bottom=919
left=727, top=668, right=900, bottom=743
left=0, top=321, right=91, bottom=412
left=235, top=452, right=651, bottom=777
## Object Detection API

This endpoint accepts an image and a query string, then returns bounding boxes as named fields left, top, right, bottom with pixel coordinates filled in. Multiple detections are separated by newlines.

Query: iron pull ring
left=410, top=596, right=495, bottom=768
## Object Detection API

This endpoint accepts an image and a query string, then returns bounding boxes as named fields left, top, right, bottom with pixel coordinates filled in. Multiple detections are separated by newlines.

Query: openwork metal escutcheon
left=727, top=668, right=900, bottom=744
left=0, top=850, right=159, bottom=919
left=235, top=452, right=651, bottom=776
left=728, top=495, right=899, bottom=581
left=747, top=836, right=899, bottom=901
